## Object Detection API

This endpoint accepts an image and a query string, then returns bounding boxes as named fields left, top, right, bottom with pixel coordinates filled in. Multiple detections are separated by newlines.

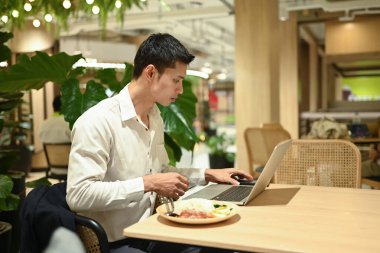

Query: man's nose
left=177, top=83, right=183, bottom=94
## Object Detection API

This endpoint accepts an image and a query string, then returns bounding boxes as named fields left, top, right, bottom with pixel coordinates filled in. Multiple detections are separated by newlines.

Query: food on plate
left=173, top=198, right=233, bottom=219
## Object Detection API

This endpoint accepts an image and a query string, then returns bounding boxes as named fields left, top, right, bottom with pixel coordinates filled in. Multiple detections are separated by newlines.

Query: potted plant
left=206, top=132, right=235, bottom=169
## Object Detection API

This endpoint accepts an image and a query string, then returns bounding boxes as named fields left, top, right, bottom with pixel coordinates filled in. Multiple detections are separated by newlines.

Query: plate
left=156, top=199, right=239, bottom=225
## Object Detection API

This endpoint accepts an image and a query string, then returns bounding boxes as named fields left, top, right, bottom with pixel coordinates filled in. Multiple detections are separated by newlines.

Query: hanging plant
left=0, top=0, right=146, bottom=37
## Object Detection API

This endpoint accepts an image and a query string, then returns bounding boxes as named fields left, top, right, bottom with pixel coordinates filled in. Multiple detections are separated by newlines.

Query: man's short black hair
left=133, top=33, right=195, bottom=79
left=53, top=95, right=61, bottom=112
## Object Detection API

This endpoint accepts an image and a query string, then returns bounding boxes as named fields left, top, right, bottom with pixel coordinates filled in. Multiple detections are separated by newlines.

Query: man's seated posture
left=362, top=143, right=380, bottom=178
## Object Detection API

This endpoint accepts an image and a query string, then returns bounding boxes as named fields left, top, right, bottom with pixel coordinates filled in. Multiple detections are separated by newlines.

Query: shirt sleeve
left=66, top=114, right=145, bottom=212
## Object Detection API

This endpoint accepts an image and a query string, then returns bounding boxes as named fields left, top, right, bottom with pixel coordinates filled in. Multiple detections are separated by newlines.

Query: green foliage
left=0, top=32, right=13, bottom=62
left=0, top=175, right=20, bottom=211
left=0, top=0, right=145, bottom=35
left=61, top=79, right=108, bottom=129
left=206, top=133, right=235, bottom=163
left=0, top=52, right=84, bottom=92
left=25, top=177, right=52, bottom=188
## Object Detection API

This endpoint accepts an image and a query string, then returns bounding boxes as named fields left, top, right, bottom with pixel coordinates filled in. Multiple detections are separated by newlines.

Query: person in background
left=362, top=143, right=380, bottom=177
left=66, top=33, right=252, bottom=253
left=39, top=95, right=71, bottom=143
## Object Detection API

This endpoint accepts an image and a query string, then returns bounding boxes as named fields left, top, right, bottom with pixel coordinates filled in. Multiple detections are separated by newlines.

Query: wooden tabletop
left=123, top=184, right=380, bottom=253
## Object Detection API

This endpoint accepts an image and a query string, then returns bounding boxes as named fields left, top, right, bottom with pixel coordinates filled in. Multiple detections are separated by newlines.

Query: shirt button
left=145, top=128, right=148, bottom=131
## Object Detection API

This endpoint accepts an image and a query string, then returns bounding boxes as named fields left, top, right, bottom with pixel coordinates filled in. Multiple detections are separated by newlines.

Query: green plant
left=0, top=0, right=146, bottom=38
left=206, top=133, right=235, bottom=163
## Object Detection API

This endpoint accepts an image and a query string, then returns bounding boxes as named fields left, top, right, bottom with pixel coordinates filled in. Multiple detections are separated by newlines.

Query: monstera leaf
left=0, top=32, right=13, bottom=62
left=95, top=62, right=133, bottom=93
left=61, top=78, right=108, bottom=129
left=0, top=52, right=84, bottom=92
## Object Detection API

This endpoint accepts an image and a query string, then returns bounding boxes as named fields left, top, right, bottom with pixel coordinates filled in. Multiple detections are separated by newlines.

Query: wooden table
left=123, top=184, right=380, bottom=253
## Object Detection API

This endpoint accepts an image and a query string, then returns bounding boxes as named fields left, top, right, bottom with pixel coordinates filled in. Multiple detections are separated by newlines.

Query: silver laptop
left=183, top=139, right=292, bottom=206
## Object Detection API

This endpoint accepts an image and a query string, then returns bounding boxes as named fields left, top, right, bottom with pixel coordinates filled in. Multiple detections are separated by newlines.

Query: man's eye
left=174, top=79, right=180, bottom=83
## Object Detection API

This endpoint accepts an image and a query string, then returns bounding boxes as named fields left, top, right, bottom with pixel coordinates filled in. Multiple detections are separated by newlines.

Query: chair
left=43, top=143, right=71, bottom=181
left=244, top=125, right=291, bottom=177
left=75, top=215, right=110, bottom=253
left=274, top=139, right=361, bottom=188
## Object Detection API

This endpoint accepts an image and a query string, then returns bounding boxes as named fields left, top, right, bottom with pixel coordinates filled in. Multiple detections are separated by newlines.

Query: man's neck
left=128, top=80, right=154, bottom=124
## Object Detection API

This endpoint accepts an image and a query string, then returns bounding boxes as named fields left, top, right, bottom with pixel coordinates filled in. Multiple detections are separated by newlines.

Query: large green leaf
left=0, top=52, right=84, bottom=92
left=0, top=92, right=23, bottom=112
left=95, top=62, right=133, bottom=93
left=0, top=174, right=13, bottom=198
left=158, top=79, right=199, bottom=152
left=61, top=78, right=108, bottom=129
left=0, top=32, right=13, bottom=62
left=164, top=133, right=182, bottom=165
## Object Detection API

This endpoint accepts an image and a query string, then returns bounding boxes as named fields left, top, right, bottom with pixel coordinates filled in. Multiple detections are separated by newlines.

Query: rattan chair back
left=75, top=215, right=110, bottom=253
left=274, top=139, right=361, bottom=188
left=43, top=143, right=71, bottom=181
left=244, top=126, right=291, bottom=174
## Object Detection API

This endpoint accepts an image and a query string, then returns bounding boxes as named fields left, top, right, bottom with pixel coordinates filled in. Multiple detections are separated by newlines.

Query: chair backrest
left=274, top=139, right=361, bottom=188
left=43, top=143, right=71, bottom=180
left=75, top=215, right=110, bottom=253
left=244, top=126, right=291, bottom=173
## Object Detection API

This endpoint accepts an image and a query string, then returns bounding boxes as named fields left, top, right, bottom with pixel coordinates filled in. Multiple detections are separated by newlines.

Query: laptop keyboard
left=212, top=186, right=253, bottom=201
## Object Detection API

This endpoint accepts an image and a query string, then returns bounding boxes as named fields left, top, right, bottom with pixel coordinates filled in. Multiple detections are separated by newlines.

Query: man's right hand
left=143, top=172, right=189, bottom=200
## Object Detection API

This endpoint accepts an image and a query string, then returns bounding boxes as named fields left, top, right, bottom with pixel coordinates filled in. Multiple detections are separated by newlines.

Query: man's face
left=151, top=61, right=187, bottom=106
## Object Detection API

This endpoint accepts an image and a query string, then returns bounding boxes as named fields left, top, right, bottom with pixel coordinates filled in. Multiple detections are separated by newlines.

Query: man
left=66, top=33, right=252, bottom=253
left=39, top=95, right=71, bottom=143
left=362, top=143, right=380, bottom=178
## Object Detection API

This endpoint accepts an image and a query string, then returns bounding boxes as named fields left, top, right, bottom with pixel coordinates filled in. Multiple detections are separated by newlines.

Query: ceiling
left=60, top=0, right=380, bottom=81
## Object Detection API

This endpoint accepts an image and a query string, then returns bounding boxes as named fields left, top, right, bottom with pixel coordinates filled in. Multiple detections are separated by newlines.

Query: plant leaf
left=25, top=177, right=52, bottom=188
left=61, top=78, right=107, bottom=129
left=0, top=32, right=13, bottom=62
left=0, top=175, right=13, bottom=198
left=0, top=52, right=84, bottom=92
left=164, top=133, right=182, bottom=165
left=0, top=193, right=20, bottom=211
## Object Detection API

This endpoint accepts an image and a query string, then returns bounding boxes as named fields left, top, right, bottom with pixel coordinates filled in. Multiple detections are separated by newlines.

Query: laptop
left=183, top=139, right=292, bottom=206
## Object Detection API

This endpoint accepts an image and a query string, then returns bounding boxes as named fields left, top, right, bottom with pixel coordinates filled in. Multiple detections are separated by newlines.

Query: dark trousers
left=109, top=238, right=234, bottom=253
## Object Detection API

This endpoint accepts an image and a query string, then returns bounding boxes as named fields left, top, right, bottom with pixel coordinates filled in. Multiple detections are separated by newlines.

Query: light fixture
left=0, top=61, right=8, bottom=67
left=1, top=15, right=8, bottom=23
left=115, top=0, right=122, bottom=9
left=92, top=5, right=100, bottom=14
left=62, top=0, right=71, bottom=9
left=32, top=19, right=40, bottom=27
left=86, top=0, right=94, bottom=4
left=44, top=14, right=53, bottom=22
left=73, top=58, right=126, bottom=69
left=201, top=65, right=213, bottom=75
left=186, top=70, right=209, bottom=79
left=24, top=3, right=32, bottom=12
left=12, top=10, right=19, bottom=18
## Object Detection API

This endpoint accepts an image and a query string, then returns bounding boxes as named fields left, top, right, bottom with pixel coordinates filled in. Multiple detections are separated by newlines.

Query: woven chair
left=244, top=125, right=291, bottom=177
left=274, top=139, right=361, bottom=188
left=75, top=215, right=110, bottom=253
left=43, top=143, right=71, bottom=181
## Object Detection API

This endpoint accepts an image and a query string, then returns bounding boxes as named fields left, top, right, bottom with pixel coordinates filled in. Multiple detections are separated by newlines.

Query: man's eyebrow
left=177, top=75, right=185, bottom=79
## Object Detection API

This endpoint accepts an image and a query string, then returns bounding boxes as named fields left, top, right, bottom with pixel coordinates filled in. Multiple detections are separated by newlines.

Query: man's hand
left=369, top=143, right=380, bottom=163
left=143, top=172, right=189, bottom=200
left=205, top=168, right=253, bottom=186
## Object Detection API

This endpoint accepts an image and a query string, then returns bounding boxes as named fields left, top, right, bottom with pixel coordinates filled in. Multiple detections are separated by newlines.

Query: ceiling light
left=115, top=0, right=122, bottom=9
left=32, top=19, right=41, bottom=27
left=1, top=15, right=8, bottom=23
left=44, top=14, right=53, bottom=22
left=201, top=66, right=213, bottom=75
left=92, top=5, right=100, bottom=14
left=216, top=72, right=227, bottom=80
left=0, top=61, right=8, bottom=67
left=186, top=70, right=209, bottom=79
left=86, top=0, right=94, bottom=4
left=63, top=0, right=71, bottom=9
left=24, top=3, right=32, bottom=12
left=12, top=10, right=19, bottom=18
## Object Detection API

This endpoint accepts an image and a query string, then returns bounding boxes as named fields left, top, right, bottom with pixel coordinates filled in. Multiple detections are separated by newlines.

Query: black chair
left=43, top=143, right=71, bottom=181
left=75, top=215, right=110, bottom=253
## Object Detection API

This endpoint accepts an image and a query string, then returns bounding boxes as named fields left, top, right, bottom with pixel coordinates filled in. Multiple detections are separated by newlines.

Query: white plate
left=156, top=200, right=239, bottom=225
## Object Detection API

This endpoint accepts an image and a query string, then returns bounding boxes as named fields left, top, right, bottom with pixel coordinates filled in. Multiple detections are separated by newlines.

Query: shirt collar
left=117, top=84, right=160, bottom=122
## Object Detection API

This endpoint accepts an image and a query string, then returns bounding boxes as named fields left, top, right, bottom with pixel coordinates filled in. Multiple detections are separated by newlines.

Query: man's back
left=39, top=114, right=71, bottom=143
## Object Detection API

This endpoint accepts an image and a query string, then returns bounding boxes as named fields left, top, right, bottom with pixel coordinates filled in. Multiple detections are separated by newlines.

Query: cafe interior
left=1, top=0, right=380, bottom=253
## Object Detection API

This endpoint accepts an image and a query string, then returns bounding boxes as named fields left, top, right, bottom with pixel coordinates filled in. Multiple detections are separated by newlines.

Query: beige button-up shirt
left=66, top=85, right=206, bottom=242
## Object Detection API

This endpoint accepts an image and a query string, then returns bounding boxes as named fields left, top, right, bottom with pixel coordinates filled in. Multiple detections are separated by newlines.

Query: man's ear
left=144, top=64, right=156, bottom=81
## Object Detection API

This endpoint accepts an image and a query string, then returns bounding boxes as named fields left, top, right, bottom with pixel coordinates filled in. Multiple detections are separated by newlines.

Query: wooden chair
left=43, top=143, right=71, bottom=181
left=244, top=125, right=291, bottom=177
left=274, top=139, right=361, bottom=188
left=75, top=215, right=110, bottom=253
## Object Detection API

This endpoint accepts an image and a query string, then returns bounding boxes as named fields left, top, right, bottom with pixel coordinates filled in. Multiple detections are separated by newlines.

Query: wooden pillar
left=235, top=0, right=299, bottom=173
left=235, top=0, right=281, bottom=174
